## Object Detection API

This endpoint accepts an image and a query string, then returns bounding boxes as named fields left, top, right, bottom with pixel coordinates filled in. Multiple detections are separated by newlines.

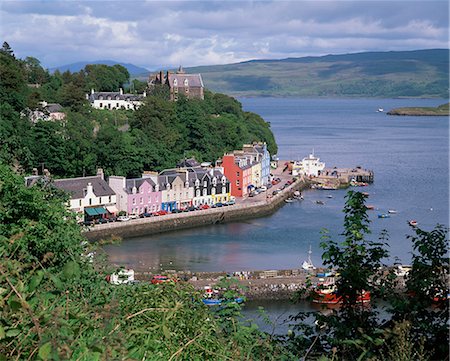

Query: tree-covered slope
left=185, top=49, right=449, bottom=97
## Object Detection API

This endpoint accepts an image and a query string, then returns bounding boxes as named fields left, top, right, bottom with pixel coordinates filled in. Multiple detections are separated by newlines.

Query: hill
left=387, top=102, right=449, bottom=116
left=182, top=49, right=449, bottom=98
left=50, top=60, right=149, bottom=76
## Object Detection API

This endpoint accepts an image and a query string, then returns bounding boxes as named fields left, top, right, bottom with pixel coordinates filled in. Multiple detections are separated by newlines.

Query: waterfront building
left=52, top=169, right=117, bottom=221
left=221, top=153, right=253, bottom=197
left=254, top=143, right=271, bottom=185
left=158, top=170, right=193, bottom=211
left=187, top=167, right=230, bottom=206
left=108, top=176, right=161, bottom=215
left=87, top=88, right=146, bottom=110
left=148, top=67, right=204, bottom=101
left=292, top=152, right=325, bottom=177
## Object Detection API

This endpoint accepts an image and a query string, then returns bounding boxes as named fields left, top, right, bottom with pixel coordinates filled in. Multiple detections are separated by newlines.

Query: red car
left=199, top=204, right=210, bottom=210
left=153, top=210, right=169, bottom=216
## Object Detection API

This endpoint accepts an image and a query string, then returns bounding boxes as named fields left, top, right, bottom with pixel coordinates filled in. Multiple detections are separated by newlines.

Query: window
left=203, top=181, right=207, bottom=187
left=222, top=187, right=226, bottom=194
left=132, top=198, right=136, bottom=205
left=184, top=79, right=189, bottom=86
left=173, top=79, right=178, bottom=86
left=237, top=171, right=240, bottom=177
left=195, top=179, right=200, bottom=187
left=211, top=187, right=216, bottom=195
left=109, top=196, right=111, bottom=203
left=203, top=189, right=207, bottom=197
left=99, top=102, right=103, bottom=108
left=212, top=178, right=217, bottom=186
left=196, top=189, right=200, bottom=197
left=116, top=103, right=119, bottom=108
left=140, top=197, right=143, bottom=204
left=140, top=187, right=143, bottom=194
left=99, top=96, right=103, bottom=100
left=236, top=180, right=240, bottom=186
left=79, top=200, right=82, bottom=206
left=89, top=198, right=92, bottom=205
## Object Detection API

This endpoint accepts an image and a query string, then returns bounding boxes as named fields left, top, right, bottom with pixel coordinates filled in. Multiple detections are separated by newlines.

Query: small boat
left=366, top=205, right=375, bottom=210
left=377, top=108, right=384, bottom=112
left=302, top=245, right=316, bottom=271
left=326, top=195, right=333, bottom=199
left=388, top=209, right=397, bottom=214
left=378, top=213, right=390, bottom=218
left=202, top=297, right=244, bottom=306
left=312, top=278, right=371, bottom=304
left=316, top=200, right=325, bottom=205
left=285, top=198, right=294, bottom=203
left=409, top=220, right=418, bottom=227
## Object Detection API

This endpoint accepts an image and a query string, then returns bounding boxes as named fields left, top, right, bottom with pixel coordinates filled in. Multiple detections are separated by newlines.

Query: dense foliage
left=0, top=43, right=277, bottom=178
left=0, top=164, right=289, bottom=360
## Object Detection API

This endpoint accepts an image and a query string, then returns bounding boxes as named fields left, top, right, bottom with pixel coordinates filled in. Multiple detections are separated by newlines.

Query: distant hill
left=183, top=49, right=449, bottom=98
left=50, top=60, right=149, bottom=76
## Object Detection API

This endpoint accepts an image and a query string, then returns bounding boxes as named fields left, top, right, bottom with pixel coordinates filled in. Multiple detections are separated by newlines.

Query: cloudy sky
left=0, top=0, right=448, bottom=70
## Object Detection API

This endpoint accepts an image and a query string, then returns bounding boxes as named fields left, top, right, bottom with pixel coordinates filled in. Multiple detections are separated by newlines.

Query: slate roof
left=168, top=73, right=204, bottom=88
left=125, top=178, right=156, bottom=194
left=54, top=176, right=115, bottom=199
left=177, top=158, right=201, bottom=168
left=88, top=92, right=143, bottom=102
left=45, top=103, right=63, bottom=113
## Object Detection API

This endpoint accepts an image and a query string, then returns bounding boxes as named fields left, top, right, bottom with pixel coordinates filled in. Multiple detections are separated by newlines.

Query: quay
left=84, top=161, right=310, bottom=241
left=314, top=166, right=374, bottom=189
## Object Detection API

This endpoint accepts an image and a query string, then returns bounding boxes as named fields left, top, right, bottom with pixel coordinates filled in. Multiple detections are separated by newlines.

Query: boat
left=107, top=269, right=135, bottom=285
left=366, top=205, right=375, bottom=210
left=302, top=245, right=316, bottom=271
left=285, top=198, right=294, bottom=203
left=312, top=278, right=371, bottom=304
left=388, top=209, right=397, bottom=214
left=378, top=213, right=390, bottom=218
left=326, top=195, right=333, bottom=199
left=316, top=200, right=325, bottom=205
left=377, top=108, right=384, bottom=112
left=409, top=220, right=418, bottom=227
left=202, top=285, right=244, bottom=306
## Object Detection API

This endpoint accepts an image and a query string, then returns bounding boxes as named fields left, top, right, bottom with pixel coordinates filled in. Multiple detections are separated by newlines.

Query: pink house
left=109, top=176, right=161, bottom=215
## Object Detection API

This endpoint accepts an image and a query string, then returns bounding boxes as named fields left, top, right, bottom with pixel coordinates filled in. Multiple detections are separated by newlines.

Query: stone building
left=148, top=66, right=204, bottom=101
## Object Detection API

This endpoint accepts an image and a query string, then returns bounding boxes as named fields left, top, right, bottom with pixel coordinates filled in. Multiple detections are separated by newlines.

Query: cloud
left=0, top=0, right=447, bottom=69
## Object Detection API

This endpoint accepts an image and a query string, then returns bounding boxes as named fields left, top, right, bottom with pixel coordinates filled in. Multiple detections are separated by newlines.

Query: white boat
left=377, top=108, right=384, bottom=112
left=285, top=198, right=294, bottom=203
left=302, top=245, right=316, bottom=271
left=388, top=209, right=397, bottom=214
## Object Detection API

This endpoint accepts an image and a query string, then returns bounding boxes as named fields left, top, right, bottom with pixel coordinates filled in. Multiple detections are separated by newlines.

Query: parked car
left=139, top=212, right=153, bottom=218
left=117, top=215, right=130, bottom=222
left=107, top=216, right=117, bottom=222
left=155, top=210, right=168, bottom=216
left=215, top=202, right=224, bottom=207
left=187, top=206, right=197, bottom=211
left=129, top=214, right=138, bottom=219
left=227, top=200, right=236, bottom=205
left=171, top=208, right=182, bottom=213
left=96, top=218, right=108, bottom=224
left=82, top=220, right=94, bottom=226
left=199, top=204, right=210, bottom=210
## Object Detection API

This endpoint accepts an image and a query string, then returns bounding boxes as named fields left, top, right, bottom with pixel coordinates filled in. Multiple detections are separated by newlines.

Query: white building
left=87, top=88, right=146, bottom=110
left=292, top=152, right=325, bottom=177
left=53, top=169, right=118, bottom=220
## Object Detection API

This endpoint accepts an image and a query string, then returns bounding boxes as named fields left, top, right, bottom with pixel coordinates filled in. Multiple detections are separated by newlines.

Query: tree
left=388, top=224, right=449, bottom=359
left=1, top=41, right=14, bottom=57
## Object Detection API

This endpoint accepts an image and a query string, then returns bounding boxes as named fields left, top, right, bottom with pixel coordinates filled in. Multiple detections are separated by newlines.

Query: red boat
left=312, top=280, right=371, bottom=304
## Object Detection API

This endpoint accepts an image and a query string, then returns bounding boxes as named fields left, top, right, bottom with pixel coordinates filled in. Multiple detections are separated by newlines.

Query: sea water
left=103, top=98, right=449, bottom=272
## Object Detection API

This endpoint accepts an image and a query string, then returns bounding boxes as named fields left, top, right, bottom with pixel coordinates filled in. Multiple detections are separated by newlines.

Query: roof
left=177, top=158, right=201, bottom=168
left=88, top=92, right=144, bottom=102
left=125, top=178, right=155, bottom=194
left=54, top=176, right=115, bottom=199
left=167, top=73, right=204, bottom=88
left=45, top=103, right=63, bottom=113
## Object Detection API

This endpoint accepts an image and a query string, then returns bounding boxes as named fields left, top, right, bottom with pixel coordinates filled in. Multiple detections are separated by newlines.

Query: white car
left=129, top=214, right=138, bottom=219
left=117, top=216, right=130, bottom=222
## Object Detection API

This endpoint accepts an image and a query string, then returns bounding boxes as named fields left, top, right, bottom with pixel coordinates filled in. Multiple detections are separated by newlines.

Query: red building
left=221, top=154, right=253, bottom=197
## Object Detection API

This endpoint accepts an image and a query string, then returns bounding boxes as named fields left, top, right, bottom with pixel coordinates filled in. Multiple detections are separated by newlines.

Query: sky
left=0, top=0, right=448, bottom=70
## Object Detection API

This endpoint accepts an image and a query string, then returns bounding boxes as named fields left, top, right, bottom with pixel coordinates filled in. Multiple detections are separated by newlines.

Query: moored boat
left=302, top=245, right=316, bottom=271
left=388, top=209, right=397, bottom=214
left=316, top=200, right=325, bottom=205
left=378, top=213, right=390, bottom=218
left=409, top=220, right=418, bottom=227
left=312, top=279, right=371, bottom=304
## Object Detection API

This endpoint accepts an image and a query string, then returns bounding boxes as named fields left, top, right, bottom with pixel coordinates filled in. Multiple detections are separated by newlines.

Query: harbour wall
left=84, top=178, right=310, bottom=241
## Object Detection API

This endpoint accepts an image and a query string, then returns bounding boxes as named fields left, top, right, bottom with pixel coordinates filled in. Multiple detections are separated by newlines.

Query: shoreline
left=84, top=176, right=311, bottom=241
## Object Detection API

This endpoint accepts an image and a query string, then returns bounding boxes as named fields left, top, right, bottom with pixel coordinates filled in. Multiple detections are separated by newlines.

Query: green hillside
left=184, top=49, right=449, bottom=97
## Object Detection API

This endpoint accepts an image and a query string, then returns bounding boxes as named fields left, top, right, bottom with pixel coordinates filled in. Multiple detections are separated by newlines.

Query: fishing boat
left=312, top=278, right=371, bottom=304
left=378, top=213, right=390, bottom=218
left=202, top=286, right=244, bottom=306
left=302, top=245, right=316, bottom=271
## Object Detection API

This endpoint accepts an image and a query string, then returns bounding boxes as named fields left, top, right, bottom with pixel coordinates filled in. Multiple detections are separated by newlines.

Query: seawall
left=84, top=178, right=310, bottom=241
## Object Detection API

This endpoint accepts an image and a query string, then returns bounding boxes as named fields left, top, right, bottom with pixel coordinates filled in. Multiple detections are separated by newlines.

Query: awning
left=106, top=205, right=118, bottom=214
left=95, top=207, right=107, bottom=215
left=84, top=207, right=107, bottom=216
left=85, top=207, right=98, bottom=216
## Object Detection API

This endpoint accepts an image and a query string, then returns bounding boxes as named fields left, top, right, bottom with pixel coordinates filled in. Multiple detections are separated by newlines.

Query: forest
left=0, top=42, right=277, bottom=178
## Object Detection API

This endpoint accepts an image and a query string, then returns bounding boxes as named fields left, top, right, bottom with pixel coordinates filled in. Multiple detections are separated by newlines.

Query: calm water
left=103, top=98, right=449, bottom=272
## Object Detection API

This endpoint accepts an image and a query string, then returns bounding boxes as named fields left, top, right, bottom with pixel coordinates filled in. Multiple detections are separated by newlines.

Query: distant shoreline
left=387, top=103, right=449, bottom=116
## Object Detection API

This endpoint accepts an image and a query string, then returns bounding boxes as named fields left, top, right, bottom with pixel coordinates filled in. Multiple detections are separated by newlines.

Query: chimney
left=119, top=88, right=123, bottom=95
left=97, top=168, right=104, bottom=180
left=87, top=182, right=93, bottom=194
